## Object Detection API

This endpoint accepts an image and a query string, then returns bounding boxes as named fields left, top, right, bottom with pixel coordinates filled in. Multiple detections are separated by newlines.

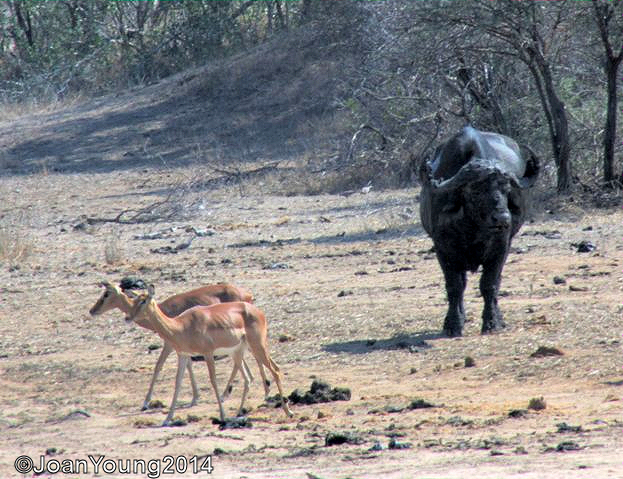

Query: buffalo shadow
left=322, top=330, right=442, bottom=355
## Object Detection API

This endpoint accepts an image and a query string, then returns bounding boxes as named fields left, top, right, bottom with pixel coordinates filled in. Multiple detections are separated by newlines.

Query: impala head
left=90, top=281, right=127, bottom=316
left=125, top=284, right=158, bottom=324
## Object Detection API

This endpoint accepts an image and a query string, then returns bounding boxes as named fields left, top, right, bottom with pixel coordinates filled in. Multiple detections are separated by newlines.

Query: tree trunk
left=549, top=86, right=571, bottom=192
left=524, top=45, right=572, bottom=192
left=603, top=60, right=619, bottom=185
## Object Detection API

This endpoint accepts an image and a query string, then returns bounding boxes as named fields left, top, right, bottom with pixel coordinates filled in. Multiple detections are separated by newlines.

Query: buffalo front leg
left=480, top=259, right=506, bottom=334
left=441, top=265, right=467, bottom=337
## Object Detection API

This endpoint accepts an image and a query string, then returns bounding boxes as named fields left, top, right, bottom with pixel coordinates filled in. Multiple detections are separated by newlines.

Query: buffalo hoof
left=443, top=327, right=463, bottom=337
left=481, top=317, right=506, bottom=334
left=443, top=316, right=464, bottom=337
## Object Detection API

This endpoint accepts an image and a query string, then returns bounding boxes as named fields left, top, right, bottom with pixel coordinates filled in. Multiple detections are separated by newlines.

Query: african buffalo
left=419, top=126, right=539, bottom=337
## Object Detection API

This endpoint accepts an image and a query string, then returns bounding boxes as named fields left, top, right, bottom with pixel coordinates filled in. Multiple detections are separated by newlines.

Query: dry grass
left=0, top=216, right=31, bottom=266
left=1, top=167, right=622, bottom=478
left=104, top=226, right=124, bottom=265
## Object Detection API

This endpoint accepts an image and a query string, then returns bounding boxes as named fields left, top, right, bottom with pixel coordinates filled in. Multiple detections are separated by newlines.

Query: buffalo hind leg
left=442, top=266, right=467, bottom=337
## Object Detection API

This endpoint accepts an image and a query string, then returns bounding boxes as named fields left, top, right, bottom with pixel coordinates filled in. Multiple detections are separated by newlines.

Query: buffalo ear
left=419, top=159, right=433, bottom=186
left=518, top=149, right=540, bottom=189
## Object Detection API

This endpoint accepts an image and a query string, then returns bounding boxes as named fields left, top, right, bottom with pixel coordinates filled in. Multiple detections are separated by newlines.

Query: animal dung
left=288, top=380, right=351, bottom=405
left=573, top=241, right=595, bottom=253
left=212, top=416, right=252, bottom=430
left=324, top=431, right=363, bottom=447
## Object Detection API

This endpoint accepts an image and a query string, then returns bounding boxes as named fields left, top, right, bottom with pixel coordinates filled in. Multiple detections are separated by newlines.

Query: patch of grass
left=104, top=227, right=123, bottom=265
left=133, top=418, right=158, bottom=428
left=0, top=217, right=32, bottom=266
left=528, top=397, right=547, bottom=411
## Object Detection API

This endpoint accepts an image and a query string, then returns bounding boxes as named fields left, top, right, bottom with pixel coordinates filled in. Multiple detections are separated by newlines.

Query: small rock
left=407, top=398, right=435, bottom=410
left=61, top=409, right=90, bottom=421
left=556, top=441, right=581, bottom=452
left=573, top=241, right=595, bottom=253
left=508, top=409, right=528, bottom=418
left=337, top=290, right=353, bottom=297
left=553, top=276, right=566, bottom=285
left=556, top=422, right=582, bottom=433
left=530, top=346, right=564, bottom=358
left=388, top=438, right=412, bottom=449
left=147, top=399, right=165, bottom=409
left=368, top=441, right=384, bottom=452
left=263, top=262, right=289, bottom=270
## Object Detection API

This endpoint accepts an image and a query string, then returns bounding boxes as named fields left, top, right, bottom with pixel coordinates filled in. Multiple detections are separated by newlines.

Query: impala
left=126, top=284, right=293, bottom=424
left=89, top=281, right=268, bottom=411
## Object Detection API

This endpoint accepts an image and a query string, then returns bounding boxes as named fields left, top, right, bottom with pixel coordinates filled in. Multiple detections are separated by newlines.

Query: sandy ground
left=1, top=166, right=622, bottom=479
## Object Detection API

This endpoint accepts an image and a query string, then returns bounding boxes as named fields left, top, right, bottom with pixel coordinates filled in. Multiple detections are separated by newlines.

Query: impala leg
left=234, top=350, right=251, bottom=417
left=242, top=359, right=255, bottom=384
left=186, top=360, right=199, bottom=407
left=248, top=344, right=293, bottom=418
left=221, top=358, right=254, bottom=402
left=205, top=355, right=226, bottom=422
left=163, top=354, right=188, bottom=426
left=143, top=342, right=173, bottom=410
left=254, top=357, right=270, bottom=399
left=220, top=360, right=241, bottom=402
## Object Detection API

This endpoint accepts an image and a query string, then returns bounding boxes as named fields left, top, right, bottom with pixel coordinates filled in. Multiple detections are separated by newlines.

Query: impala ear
left=100, top=280, right=113, bottom=289
left=147, top=284, right=156, bottom=298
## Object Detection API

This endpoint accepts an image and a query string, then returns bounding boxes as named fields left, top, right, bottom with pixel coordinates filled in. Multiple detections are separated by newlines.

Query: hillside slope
left=0, top=24, right=359, bottom=179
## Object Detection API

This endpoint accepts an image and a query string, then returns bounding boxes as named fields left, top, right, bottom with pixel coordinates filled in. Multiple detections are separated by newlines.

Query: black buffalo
left=419, top=126, right=539, bottom=337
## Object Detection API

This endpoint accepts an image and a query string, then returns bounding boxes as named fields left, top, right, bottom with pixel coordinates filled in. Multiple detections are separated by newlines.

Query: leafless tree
left=591, top=0, right=623, bottom=186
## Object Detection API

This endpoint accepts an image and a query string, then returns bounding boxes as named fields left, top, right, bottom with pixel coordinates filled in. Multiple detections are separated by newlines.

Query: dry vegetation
left=1, top=18, right=622, bottom=478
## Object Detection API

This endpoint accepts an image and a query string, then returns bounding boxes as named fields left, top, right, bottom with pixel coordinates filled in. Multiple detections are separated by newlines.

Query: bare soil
left=1, top=163, right=622, bottom=479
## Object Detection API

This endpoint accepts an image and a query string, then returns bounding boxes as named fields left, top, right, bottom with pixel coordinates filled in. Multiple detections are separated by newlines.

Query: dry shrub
left=104, top=227, right=123, bottom=265
left=0, top=216, right=32, bottom=265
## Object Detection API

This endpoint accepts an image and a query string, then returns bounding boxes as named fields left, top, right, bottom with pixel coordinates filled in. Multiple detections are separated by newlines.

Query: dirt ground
left=1, top=161, right=622, bottom=478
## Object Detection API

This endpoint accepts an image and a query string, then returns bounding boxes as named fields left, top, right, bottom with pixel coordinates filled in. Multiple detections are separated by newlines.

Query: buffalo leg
left=480, top=258, right=506, bottom=333
left=441, top=264, right=467, bottom=337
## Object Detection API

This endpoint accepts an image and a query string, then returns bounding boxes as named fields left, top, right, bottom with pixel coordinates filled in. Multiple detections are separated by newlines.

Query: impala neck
left=142, top=300, right=179, bottom=341
left=115, top=292, right=135, bottom=314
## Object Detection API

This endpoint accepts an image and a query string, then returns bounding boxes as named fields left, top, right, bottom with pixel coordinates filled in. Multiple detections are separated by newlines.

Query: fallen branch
left=346, top=123, right=389, bottom=163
